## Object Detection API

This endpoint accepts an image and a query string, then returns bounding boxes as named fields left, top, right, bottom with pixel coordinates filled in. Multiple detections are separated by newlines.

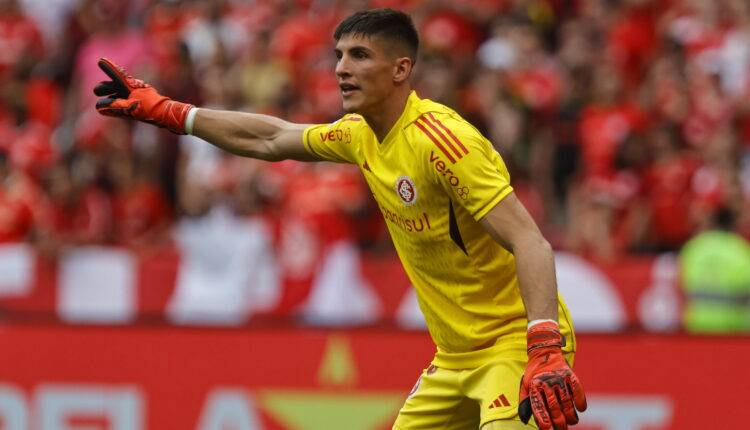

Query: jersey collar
left=377, top=90, right=422, bottom=146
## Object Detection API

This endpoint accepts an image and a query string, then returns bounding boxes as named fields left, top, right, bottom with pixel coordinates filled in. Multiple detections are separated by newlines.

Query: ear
left=393, top=57, right=413, bottom=84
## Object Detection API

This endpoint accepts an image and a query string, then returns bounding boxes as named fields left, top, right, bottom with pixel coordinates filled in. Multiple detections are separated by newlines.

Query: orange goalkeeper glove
left=518, top=321, right=587, bottom=430
left=93, top=58, right=194, bottom=134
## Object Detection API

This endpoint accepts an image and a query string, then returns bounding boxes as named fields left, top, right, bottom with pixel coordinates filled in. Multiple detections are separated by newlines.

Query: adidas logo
left=488, top=394, right=511, bottom=409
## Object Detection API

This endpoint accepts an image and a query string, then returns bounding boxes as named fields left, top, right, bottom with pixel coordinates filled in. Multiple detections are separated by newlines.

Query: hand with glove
left=519, top=321, right=587, bottom=430
left=93, top=58, right=194, bottom=134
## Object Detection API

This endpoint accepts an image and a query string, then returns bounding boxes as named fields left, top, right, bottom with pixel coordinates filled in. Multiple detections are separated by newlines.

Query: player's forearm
left=480, top=194, right=560, bottom=323
left=512, top=234, right=559, bottom=323
left=191, top=108, right=290, bottom=161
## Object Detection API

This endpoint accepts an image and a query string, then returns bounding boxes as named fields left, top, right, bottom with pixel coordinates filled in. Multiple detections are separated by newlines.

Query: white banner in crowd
left=301, top=241, right=381, bottom=326
left=0, top=241, right=668, bottom=331
left=554, top=252, right=627, bottom=332
left=0, top=243, right=33, bottom=297
left=168, top=208, right=281, bottom=325
left=57, top=247, right=137, bottom=323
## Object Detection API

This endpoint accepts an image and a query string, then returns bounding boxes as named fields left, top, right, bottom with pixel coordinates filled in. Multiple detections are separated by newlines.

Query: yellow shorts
left=393, top=349, right=576, bottom=430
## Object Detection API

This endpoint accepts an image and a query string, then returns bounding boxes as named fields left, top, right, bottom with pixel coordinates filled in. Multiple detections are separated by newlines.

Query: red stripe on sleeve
left=419, top=115, right=463, bottom=160
left=415, top=118, right=456, bottom=163
left=428, top=112, right=469, bottom=155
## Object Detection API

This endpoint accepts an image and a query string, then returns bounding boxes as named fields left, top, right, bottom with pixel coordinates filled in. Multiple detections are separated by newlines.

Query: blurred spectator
left=35, top=155, right=111, bottom=254
left=108, top=149, right=171, bottom=249
left=73, top=0, right=151, bottom=108
left=231, top=31, right=291, bottom=110
left=0, top=152, right=33, bottom=243
left=0, top=0, right=44, bottom=80
left=167, top=156, right=280, bottom=325
left=680, top=207, right=750, bottom=333
left=577, top=61, right=648, bottom=179
left=642, top=125, right=699, bottom=249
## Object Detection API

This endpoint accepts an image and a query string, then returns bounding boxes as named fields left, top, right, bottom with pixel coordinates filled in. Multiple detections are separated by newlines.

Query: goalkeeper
left=94, top=8, right=586, bottom=430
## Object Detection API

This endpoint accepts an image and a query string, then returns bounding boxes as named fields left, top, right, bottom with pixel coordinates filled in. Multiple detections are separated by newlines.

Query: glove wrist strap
left=526, top=321, right=564, bottom=353
left=528, top=318, right=557, bottom=329
left=160, top=100, right=194, bottom=135
left=185, top=107, right=198, bottom=135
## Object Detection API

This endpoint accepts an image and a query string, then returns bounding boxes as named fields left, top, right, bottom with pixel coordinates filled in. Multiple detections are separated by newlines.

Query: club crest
left=395, top=176, right=417, bottom=206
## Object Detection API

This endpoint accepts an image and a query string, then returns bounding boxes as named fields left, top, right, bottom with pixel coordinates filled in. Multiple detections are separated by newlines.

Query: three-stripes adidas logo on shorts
left=488, top=393, right=511, bottom=409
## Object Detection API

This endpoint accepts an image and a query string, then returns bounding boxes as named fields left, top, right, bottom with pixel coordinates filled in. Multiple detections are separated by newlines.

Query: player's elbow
left=535, top=235, right=553, bottom=255
left=232, top=137, right=285, bottom=161
left=261, top=141, right=285, bottom=162
left=510, top=230, right=552, bottom=256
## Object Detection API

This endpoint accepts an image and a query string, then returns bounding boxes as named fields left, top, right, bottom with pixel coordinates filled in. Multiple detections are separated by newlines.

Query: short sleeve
left=422, top=113, right=513, bottom=221
left=303, top=116, right=363, bottom=164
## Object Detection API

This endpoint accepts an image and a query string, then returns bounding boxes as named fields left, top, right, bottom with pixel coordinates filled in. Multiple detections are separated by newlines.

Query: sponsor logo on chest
left=380, top=205, right=432, bottom=233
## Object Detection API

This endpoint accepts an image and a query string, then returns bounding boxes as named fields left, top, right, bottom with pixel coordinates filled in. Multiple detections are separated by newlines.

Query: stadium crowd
left=1, top=0, right=750, bottom=266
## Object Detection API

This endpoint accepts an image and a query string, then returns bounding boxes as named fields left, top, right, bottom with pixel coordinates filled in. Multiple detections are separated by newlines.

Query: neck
left=362, top=88, right=411, bottom=142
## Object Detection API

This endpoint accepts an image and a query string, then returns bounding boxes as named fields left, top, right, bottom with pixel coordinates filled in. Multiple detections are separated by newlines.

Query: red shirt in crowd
left=578, top=103, right=648, bottom=178
left=112, top=183, right=170, bottom=246
left=643, top=155, right=700, bottom=247
left=37, top=188, right=112, bottom=245
left=506, top=60, right=563, bottom=113
left=608, top=4, right=657, bottom=87
left=0, top=10, right=43, bottom=77
left=0, top=188, right=33, bottom=243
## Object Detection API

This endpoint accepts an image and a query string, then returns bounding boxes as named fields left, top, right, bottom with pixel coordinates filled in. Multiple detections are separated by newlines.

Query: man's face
left=334, top=34, right=400, bottom=115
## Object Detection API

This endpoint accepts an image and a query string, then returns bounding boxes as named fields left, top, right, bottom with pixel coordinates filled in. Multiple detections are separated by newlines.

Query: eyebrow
left=334, top=44, right=375, bottom=55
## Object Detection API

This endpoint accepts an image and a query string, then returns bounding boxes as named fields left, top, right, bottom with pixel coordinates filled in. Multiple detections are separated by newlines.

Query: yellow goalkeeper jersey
left=303, top=91, right=574, bottom=368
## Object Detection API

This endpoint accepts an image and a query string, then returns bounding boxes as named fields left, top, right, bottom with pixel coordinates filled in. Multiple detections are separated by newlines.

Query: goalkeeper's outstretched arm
left=190, top=109, right=317, bottom=162
left=93, top=57, right=320, bottom=163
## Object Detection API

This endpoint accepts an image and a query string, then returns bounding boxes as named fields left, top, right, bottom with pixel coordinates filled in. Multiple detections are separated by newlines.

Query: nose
left=335, top=55, right=350, bottom=78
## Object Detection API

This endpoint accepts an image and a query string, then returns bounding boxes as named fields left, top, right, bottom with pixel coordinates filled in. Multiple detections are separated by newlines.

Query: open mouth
left=340, top=83, right=360, bottom=96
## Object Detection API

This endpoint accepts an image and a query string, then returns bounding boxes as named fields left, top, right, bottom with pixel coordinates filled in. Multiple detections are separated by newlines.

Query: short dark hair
left=334, top=8, right=419, bottom=63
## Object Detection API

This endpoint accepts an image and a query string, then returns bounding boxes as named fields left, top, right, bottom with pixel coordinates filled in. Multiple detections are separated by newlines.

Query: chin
left=341, top=102, right=359, bottom=114
left=341, top=92, right=366, bottom=114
